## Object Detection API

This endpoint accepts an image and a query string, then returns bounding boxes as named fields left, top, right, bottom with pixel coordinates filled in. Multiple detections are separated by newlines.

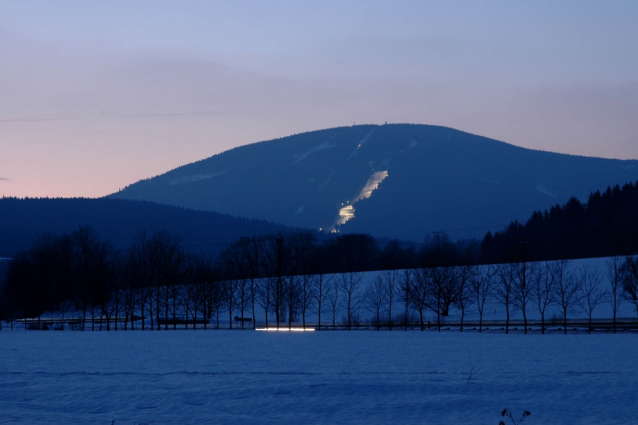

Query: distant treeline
left=0, top=224, right=476, bottom=327
left=0, top=197, right=289, bottom=258
left=481, top=181, right=638, bottom=263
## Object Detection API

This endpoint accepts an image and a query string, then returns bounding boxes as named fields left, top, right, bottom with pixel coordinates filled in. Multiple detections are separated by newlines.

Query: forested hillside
left=482, top=181, right=638, bottom=263
left=0, top=197, right=290, bottom=258
left=110, top=124, right=638, bottom=240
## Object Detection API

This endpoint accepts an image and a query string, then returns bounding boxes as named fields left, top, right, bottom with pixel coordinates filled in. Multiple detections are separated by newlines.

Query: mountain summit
left=110, top=124, right=638, bottom=240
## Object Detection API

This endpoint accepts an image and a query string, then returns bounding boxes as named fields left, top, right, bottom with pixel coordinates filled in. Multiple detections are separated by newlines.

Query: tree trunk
left=460, top=307, right=465, bottom=333
left=302, top=309, right=306, bottom=330
left=404, top=304, right=409, bottom=331
left=149, top=298, right=154, bottom=331
left=251, top=280, right=256, bottom=330
left=172, top=293, right=177, bottom=330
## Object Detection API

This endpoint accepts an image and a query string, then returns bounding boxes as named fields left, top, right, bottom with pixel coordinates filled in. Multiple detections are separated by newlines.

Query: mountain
left=110, top=124, right=638, bottom=241
left=0, top=197, right=290, bottom=258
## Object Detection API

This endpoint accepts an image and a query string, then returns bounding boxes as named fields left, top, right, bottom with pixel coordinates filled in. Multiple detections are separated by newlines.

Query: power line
left=0, top=111, right=230, bottom=123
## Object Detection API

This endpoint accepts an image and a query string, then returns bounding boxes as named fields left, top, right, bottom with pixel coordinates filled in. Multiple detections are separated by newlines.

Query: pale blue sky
left=1, top=1, right=637, bottom=197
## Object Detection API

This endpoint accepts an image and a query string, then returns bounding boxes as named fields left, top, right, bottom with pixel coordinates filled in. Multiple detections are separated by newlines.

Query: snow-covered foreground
left=1, top=332, right=636, bottom=424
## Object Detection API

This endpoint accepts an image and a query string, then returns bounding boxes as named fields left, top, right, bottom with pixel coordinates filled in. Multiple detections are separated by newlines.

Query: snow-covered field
left=1, top=331, right=636, bottom=424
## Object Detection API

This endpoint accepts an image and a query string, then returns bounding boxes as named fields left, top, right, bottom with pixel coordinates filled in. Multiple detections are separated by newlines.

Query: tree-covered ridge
left=482, top=181, right=638, bottom=263
left=0, top=197, right=290, bottom=258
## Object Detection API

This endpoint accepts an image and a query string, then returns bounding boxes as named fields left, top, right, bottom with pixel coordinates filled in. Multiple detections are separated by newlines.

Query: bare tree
left=535, top=262, right=556, bottom=335
left=126, top=233, right=152, bottom=330
left=577, top=266, right=606, bottom=334
left=142, top=231, right=185, bottom=331
left=552, top=260, right=578, bottom=334
left=202, top=271, right=224, bottom=329
left=365, top=274, right=387, bottom=330
left=326, top=276, right=341, bottom=330
left=72, top=227, right=111, bottom=331
left=221, top=277, right=238, bottom=330
left=340, top=271, right=364, bottom=330
left=398, top=269, right=414, bottom=331
left=263, top=235, right=289, bottom=329
left=313, top=273, right=332, bottom=331
left=240, top=236, right=264, bottom=329
left=299, top=273, right=316, bottom=329
left=454, top=265, right=474, bottom=332
left=220, top=241, right=249, bottom=329
left=513, top=261, right=538, bottom=335
left=411, top=268, right=430, bottom=331
left=621, top=255, right=638, bottom=318
left=285, top=274, right=301, bottom=330
left=290, top=233, right=316, bottom=330
left=495, top=263, right=518, bottom=334
left=423, top=266, right=461, bottom=332
left=606, top=256, right=623, bottom=333
left=470, top=265, right=494, bottom=333
left=257, top=277, right=274, bottom=328
left=382, top=270, right=399, bottom=331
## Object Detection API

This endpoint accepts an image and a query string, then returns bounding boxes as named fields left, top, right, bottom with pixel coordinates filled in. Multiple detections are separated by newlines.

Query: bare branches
left=552, top=260, right=578, bottom=334
left=470, top=265, right=494, bottom=333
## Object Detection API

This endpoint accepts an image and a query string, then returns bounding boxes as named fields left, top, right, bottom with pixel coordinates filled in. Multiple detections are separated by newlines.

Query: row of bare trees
left=3, top=227, right=638, bottom=333
left=353, top=257, right=638, bottom=334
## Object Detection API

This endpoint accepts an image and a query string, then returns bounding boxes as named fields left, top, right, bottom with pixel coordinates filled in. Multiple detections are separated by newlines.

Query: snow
left=354, top=171, right=388, bottom=202
left=292, top=137, right=337, bottom=164
left=318, top=171, right=335, bottom=189
left=1, top=331, right=636, bottom=424
left=1, top=257, right=637, bottom=423
left=536, top=183, right=559, bottom=198
left=348, top=129, right=376, bottom=159
left=169, top=171, right=226, bottom=185
left=335, top=171, right=389, bottom=228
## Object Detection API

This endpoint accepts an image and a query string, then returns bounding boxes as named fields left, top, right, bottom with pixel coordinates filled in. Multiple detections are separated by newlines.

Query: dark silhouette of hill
left=481, top=181, right=638, bottom=263
left=110, top=124, right=638, bottom=241
left=0, top=197, right=290, bottom=258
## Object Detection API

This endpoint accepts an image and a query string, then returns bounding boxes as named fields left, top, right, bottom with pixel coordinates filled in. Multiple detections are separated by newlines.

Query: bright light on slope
left=256, top=328, right=315, bottom=332
left=335, top=171, right=388, bottom=227
left=355, top=170, right=388, bottom=201
left=337, top=205, right=355, bottom=226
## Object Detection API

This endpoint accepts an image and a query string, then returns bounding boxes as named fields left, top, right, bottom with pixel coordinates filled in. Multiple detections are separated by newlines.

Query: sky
left=1, top=1, right=637, bottom=198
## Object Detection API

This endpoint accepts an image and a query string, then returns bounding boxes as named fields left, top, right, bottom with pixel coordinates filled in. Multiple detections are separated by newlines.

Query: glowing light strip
left=255, top=328, right=315, bottom=332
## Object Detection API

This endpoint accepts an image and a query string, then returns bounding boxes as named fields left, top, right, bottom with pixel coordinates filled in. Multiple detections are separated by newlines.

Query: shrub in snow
left=499, top=408, right=531, bottom=425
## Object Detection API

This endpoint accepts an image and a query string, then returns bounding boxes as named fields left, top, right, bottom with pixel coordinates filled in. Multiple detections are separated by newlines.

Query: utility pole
left=432, top=231, right=443, bottom=252
left=432, top=231, right=444, bottom=264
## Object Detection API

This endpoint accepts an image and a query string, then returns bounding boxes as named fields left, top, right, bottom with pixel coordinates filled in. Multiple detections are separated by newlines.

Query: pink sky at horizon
left=1, top=1, right=637, bottom=199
